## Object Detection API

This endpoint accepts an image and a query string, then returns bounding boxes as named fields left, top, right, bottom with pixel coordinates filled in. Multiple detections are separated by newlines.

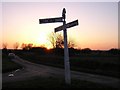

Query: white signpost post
left=39, top=8, right=79, bottom=85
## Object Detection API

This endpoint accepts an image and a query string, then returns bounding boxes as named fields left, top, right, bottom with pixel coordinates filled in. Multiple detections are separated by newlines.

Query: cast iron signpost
left=39, top=8, right=78, bottom=84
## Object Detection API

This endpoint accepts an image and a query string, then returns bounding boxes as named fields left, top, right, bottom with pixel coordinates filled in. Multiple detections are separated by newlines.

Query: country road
left=3, top=55, right=120, bottom=88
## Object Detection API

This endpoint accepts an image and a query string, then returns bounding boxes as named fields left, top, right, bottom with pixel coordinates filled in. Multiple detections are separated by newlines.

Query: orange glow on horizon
left=1, top=2, right=118, bottom=50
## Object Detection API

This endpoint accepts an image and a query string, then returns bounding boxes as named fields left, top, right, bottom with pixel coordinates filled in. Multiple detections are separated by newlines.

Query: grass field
left=15, top=51, right=120, bottom=78
left=2, top=53, right=22, bottom=73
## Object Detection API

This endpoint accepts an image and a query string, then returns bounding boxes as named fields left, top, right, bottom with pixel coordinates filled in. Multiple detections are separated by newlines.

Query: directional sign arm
left=66, top=20, right=78, bottom=29
left=54, top=19, right=79, bottom=32
left=55, top=25, right=63, bottom=32
left=39, top=17, right=63, bottom=24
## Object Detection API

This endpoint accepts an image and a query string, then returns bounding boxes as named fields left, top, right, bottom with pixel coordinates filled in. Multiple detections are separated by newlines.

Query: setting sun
left=36, top=32, right=48, bottom=45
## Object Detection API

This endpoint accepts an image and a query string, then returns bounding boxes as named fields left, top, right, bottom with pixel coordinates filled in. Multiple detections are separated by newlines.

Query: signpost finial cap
left=63, top=8, right=66, bottom=14
left=62, top=8, right=66, bottom=20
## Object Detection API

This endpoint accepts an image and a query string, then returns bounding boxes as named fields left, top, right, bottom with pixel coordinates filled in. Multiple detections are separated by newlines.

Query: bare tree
left=13, top=42, right=19, bottom=50
left=2, top=43, right=8, bottom=49
left=27, top=43, right=33, bottom=50
left=68, top=38, right=75, bottom=48
left=56, top=33, right=64, bottom=48
left=21, top=43, right=26, bottom=50
left=48, top=32, right=75, bottom=49
left=21, top=43, right=33, bottom=50
left=48, top=32, right=56, bottom=48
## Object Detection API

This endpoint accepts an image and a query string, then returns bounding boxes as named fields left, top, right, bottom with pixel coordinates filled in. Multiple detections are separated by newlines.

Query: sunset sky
left=1, top=2, right=118, bottom=50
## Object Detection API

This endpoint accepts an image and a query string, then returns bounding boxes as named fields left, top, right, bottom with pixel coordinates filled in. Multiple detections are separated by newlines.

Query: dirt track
left=3, top=55, right=120, bottom=88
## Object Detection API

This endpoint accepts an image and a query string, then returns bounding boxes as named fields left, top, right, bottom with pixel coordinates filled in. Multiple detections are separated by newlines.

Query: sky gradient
left=1, top=2, right=118, bottom=50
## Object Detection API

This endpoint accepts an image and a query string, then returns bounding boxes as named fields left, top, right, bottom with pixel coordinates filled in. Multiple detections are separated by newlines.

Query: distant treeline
left=2, top=47, right=120, bottom=56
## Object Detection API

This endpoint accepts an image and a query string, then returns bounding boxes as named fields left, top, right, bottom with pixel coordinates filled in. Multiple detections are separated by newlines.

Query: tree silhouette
left=108, top=48, right=120, bottom=55
left=21, top=43, right=26, bottom=50
left=56, top=33, right=64, bottom=48
left=48, top=32, right=75, bottom=49
left=81, top=48, right=92, bottom=53
left=21, top=43, right=33, bottom=50
left=48, top=32, right=56, bottom=48
left=13, top=42, right=19, bottom=50
left=68, top=38, right=75, bottom=48
left=2, top=43, right=8, bottom=55
left=27, top=43, right=33, bottom=50
left=2, top=43, right=8, bottom=49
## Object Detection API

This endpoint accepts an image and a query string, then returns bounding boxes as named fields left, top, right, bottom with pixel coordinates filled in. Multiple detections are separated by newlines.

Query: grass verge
left=2, top=53, right=22, bottom=73
left=2, top=76, right=115, bottom=89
